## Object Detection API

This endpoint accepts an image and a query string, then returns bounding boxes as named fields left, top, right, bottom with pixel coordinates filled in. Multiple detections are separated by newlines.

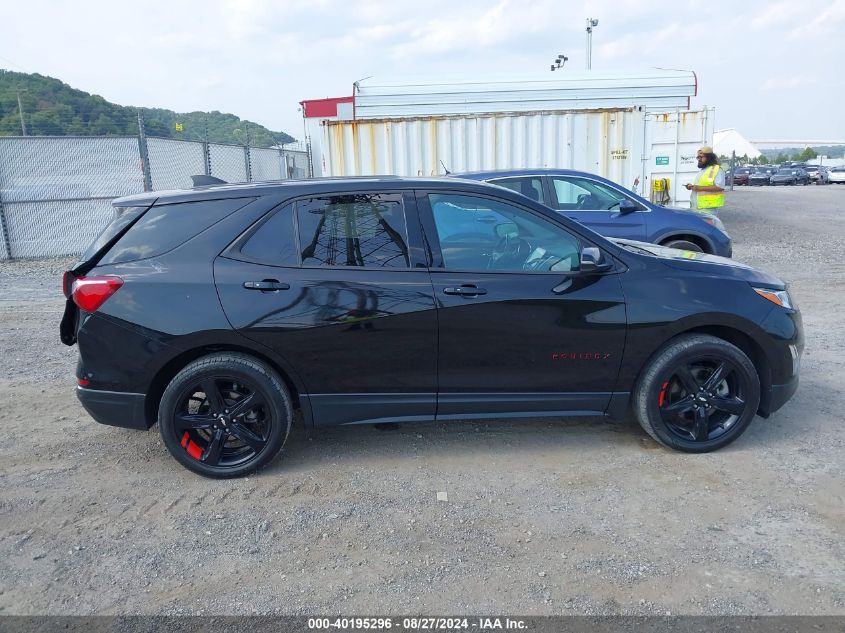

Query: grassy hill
left=0, top=69, right=294, bottom=147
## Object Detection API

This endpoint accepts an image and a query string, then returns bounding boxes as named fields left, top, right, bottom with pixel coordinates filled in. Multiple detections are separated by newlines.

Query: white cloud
left=787, top=0, right=845, bottom=40
left=391, top=0, right=554, bottom=59
left=750, top=1, right=806, bottom=30
left=0, top=0, right=842, bottom=139
left=760, top=75, right=819, bottom=92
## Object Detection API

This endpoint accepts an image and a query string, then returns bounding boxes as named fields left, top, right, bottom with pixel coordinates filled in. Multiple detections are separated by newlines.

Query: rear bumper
left=76, top=386, right=150, bottom=430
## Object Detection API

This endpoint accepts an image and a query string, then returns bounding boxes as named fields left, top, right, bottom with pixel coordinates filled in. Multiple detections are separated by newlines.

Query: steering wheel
left=488, top=234, right=531, bottom=270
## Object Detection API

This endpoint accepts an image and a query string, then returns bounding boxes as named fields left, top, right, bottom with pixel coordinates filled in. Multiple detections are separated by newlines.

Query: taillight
left=71, top=276, right=124, bottom=313
left=62, top=271, right=73, bottom=298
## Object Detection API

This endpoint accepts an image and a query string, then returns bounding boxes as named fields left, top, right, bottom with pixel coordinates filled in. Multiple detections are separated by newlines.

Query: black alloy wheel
left=633, top=334, right=761, bottom=452
left=657, top=357, right=748, bottom=442
left=174, top=378, right=269, bottom=467
left=159, top=353, right=292, bottom=477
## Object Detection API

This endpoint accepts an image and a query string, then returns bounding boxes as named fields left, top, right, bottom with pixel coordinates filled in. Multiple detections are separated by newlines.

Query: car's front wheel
left=662, top=239, right=704, bottom=253
left=633, top=334, right=761, bottom=452
left=158, top=353, right=292, bottom=478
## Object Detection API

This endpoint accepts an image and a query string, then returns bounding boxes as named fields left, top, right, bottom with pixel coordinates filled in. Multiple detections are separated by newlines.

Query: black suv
left=61, top=177, right=803, bottom=477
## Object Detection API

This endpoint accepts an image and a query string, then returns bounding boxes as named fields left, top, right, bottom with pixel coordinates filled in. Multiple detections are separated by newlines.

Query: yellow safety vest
left=695, top=165, right=724, bottom=210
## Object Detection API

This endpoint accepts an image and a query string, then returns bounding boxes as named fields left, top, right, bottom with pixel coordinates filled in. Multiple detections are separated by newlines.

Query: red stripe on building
left=300, top=96, right=354, bottom=119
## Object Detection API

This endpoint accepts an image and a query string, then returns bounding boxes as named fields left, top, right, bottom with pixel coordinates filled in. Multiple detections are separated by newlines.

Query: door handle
left=443, top=285, right=487, bottom=297
left=243, top=279, right=290, bottom=291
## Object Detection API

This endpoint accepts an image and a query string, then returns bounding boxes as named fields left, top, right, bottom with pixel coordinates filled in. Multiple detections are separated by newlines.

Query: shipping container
left=317, top=107, right=714, bottom=207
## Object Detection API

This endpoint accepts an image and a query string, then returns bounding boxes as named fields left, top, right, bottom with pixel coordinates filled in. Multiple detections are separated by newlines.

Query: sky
left=2, top=0, right=843, bottom=143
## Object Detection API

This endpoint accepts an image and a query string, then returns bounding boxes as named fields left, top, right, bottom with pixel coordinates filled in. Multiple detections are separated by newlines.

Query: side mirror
left=617, top=199, right=638, bottom=215
left=495, top=222, right=518, bottom=238
left=580, top=246, right=613, bottom=273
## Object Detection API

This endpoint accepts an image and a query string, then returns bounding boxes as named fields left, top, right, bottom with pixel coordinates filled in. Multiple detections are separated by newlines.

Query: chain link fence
left=0, top=136, right=309, bottom=259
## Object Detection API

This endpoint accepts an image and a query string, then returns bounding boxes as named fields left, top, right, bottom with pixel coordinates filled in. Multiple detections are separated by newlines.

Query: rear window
left=81, top=206, right=147, bottom=262
left=99, top=197, right=252, bottom=265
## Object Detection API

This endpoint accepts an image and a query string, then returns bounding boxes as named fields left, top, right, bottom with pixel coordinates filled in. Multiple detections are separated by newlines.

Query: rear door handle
left=443, top=285, right=487, bottom=297
left=243, top=279, right=290, bottom=291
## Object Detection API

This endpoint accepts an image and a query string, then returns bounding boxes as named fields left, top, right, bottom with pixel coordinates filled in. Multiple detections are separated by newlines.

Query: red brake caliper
left=181, top=432, right=204, bottom=460
left=658, top=381, right=670, bottom=407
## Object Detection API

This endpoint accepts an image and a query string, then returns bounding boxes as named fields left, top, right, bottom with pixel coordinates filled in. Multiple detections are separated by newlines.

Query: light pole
left=16, top=88, right=28, bottom=136
left=585, top=18, right=599, bottom=70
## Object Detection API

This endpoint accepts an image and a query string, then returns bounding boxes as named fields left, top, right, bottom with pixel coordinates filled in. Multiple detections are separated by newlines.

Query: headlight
left=753, top=287, right=793, bottom=309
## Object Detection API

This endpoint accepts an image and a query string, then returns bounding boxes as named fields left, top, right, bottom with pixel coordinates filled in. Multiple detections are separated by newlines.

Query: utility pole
left=16, top=88, right=28, bottom=136
left=586, top=18, right=599, bottom=70
left=137, top=110, right=152, bottom=192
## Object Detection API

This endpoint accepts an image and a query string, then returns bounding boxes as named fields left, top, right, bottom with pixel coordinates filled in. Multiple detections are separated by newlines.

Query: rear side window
left=238, top=203, right=298, bottom=266
left=80, top=206, right=147, bottom=262
left=100, top=198, right=252, bottom=265
left=297, top=193, right=410, bottom=268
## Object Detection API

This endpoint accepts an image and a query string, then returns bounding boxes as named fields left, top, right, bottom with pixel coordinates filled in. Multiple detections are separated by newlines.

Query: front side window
left=491, top=177, right=546, bottom=204
left=550, top=176, right=631, bottom=211
left=429, top=193, right=580, bottom=273
left=297, top=193, right=409, bottom=268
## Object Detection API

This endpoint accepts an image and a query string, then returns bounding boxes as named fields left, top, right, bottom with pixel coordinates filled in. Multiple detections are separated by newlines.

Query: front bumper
left=761, top=374, right=800, bottom=416
left=76, top=386, right=150, bottom=430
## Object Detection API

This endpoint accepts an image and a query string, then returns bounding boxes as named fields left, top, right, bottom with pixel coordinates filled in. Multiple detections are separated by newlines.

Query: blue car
left=455, top=169, right=732, bottom=257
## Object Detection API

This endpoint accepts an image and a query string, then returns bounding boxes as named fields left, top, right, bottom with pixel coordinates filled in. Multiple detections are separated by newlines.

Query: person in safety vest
left=685, top=146, right=725, bottom=212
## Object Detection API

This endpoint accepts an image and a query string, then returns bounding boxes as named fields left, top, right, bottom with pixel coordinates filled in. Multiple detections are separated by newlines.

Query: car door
left=548, top=175, right=648, bottom=241
left=214, top=191, right=438, bottom=427
left=417, top=190, right=626, bottom=419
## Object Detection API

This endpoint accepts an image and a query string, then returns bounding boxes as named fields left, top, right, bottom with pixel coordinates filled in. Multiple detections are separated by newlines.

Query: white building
left=713, top=128, right=761, bottom=159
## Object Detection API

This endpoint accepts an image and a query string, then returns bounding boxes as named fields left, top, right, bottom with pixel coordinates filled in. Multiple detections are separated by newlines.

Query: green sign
left=656, top=156, right=670, bottom=166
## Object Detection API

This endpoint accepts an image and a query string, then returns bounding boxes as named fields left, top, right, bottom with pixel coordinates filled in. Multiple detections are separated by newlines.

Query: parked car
left=748, top=167, right=777, bottom=186
left=770, top=167, right=811, bottom=186
left=61, top=176, right=802, bottom=477
left=804, top=165, right=829, bottom=184
left=828, top=166, right=845, bottom=184
left=455, top=169, right=732, bottom=257
left=730, top=167, right=753, bottom=186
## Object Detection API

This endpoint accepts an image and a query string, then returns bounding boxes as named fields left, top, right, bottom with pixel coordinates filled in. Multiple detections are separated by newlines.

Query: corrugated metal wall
left=322, top=109, right=644, bottom=183
left=647, top=108, right=716, bottom=207
left=319, top=107, right=714, bottom=207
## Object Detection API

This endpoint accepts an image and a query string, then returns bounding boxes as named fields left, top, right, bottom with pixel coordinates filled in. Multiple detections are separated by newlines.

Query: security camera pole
left=586, top=18, right=599, bottom=70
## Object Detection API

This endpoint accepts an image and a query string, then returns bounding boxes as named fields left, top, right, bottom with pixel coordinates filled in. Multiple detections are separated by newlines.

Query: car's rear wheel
left=662, top=239, right=704, bottom=253
left=159, top=353, right=292, bottom=478
left=633, top=334, right=760, bottom=452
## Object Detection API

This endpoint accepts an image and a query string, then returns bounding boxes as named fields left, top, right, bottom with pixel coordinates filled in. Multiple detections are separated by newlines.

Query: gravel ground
left=0, top=186, right=843, bottom=615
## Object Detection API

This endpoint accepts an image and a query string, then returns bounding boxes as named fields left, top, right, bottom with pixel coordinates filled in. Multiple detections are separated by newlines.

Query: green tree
left=796, top=146, right=817, bottom=161
left=0, top=69, right=294, bottom=146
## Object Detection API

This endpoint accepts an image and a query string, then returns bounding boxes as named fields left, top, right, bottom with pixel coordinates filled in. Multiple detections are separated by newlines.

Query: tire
left=158, top=353, right=293, bottom=478
left=633, top=334, right=761, bottom=453
left=662, top=239, right=704, bottom=253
